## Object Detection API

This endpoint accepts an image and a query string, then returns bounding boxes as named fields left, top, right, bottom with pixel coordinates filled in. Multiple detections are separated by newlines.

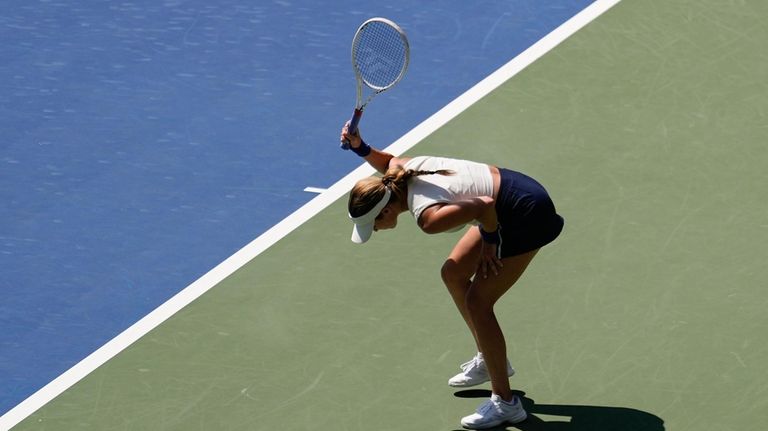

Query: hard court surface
left=5, top=0, right=768, bottom=429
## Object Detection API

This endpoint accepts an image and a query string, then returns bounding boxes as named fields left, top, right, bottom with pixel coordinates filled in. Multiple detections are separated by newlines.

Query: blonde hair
left=348, top=165, right=453, bottom=217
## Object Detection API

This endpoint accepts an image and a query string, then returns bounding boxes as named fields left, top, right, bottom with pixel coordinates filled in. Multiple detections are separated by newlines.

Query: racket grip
left=340, top=109, right=363, bottom=150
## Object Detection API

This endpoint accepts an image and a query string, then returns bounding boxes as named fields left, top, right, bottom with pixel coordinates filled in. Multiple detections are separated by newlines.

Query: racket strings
left=354, top=21, right=408, bottom=90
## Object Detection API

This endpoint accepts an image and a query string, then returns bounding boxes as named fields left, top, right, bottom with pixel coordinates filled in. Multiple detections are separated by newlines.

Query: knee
left=441, top=259, right=469, bottom=287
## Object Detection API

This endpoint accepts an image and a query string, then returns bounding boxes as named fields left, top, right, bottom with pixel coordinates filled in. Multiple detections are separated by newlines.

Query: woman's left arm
left=419, top=197, right=503, bottom=277
left=417, top=196, right=497, bottom=234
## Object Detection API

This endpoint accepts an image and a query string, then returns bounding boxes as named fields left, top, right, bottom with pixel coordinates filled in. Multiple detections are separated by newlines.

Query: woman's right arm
left=340, top=124, right=410, bottom=174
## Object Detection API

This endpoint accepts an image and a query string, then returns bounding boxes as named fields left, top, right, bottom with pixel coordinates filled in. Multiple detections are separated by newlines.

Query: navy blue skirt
left=494, top=168, right=564, bottom=258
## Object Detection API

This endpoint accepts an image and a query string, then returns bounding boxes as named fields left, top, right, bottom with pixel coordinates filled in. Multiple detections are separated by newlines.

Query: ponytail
left=348, top=165, right=453, bottom=218
left=381, top=165, right=454, bottom=205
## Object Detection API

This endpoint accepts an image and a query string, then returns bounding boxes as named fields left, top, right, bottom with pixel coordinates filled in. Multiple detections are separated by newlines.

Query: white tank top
left=404, top=156, right=494, bottom=229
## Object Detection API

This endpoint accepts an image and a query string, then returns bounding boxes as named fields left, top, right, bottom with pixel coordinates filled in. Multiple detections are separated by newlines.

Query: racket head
left=351, top=17, right=410, bottom=92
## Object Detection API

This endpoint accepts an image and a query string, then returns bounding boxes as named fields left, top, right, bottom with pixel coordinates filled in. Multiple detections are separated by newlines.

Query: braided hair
left=348, top=165, right=454, bottom=218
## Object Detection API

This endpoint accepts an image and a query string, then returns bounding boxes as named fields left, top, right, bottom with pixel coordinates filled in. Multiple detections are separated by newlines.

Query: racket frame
left=342, top=17, right=409, bottom=149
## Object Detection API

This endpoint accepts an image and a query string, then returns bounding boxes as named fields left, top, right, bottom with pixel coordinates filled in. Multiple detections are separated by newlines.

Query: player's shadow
left=453, top=390, right=665, bottom=431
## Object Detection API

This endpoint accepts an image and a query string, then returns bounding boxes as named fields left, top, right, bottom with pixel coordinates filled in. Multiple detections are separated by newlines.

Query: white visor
left=349, top=187, right=391, bottom=244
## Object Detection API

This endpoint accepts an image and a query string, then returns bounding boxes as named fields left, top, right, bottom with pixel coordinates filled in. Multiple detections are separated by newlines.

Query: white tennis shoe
left=461, top=394, right=527, bottom=429
left=448, top=352, right=515, bottom=387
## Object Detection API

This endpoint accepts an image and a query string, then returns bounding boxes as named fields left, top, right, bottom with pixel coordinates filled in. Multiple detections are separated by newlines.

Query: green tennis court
left=12, top=0, right=767, bottom=429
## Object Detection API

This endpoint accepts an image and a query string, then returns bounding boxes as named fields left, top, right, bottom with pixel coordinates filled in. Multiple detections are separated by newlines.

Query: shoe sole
left=461, top=411, right=528, bottom=429
left=448, top=369, right=516, bottom=387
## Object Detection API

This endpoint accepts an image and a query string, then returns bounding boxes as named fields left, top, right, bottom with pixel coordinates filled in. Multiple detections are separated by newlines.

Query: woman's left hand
left=477, top=241, right=503, bottom=278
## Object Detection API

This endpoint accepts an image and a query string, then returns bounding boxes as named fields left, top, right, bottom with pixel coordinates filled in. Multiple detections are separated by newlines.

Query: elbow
left=418, top=218, right=442, bottom=235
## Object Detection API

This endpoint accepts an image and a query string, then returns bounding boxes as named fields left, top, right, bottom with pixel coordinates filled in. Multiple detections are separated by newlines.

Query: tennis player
left=341, top=123, right=564, bottom=429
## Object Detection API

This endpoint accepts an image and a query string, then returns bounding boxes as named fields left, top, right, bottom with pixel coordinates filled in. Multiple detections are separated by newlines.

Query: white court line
left=303, top=186, right=328, bottom=194
left=0, top=1, right=621, bottom=428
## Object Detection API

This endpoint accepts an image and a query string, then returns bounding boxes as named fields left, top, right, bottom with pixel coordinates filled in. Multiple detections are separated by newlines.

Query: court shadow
left=453, top=390, right=665, bottom=431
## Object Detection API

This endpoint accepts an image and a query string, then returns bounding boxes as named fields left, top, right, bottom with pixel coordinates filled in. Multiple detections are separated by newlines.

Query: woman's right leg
left=441, top=227, right=483, bottom=348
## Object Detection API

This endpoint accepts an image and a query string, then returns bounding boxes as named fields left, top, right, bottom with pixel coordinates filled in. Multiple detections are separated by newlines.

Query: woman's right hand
left=477, top=241, right=503, bottom=278
left=341, top=122, right=362, bottom=149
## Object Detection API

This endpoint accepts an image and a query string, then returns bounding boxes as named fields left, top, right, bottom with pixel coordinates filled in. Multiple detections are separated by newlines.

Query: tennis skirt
left=495, top=168, right=564, bottom=258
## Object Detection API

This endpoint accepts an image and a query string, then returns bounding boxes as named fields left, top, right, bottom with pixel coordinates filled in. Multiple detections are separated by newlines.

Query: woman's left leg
left=464, top=248, right=539, bottom=401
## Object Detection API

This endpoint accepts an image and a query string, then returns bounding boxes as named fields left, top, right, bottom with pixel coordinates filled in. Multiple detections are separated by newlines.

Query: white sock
left=500, top=396, right=518, bottom=406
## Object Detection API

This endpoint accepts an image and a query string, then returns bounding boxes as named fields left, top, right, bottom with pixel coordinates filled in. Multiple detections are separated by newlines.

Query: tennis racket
left=340, top=17, right=410, bottom=149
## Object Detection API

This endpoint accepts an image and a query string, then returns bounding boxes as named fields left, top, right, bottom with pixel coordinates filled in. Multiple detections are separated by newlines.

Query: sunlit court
left=2, top=0, right=766, bottom=429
